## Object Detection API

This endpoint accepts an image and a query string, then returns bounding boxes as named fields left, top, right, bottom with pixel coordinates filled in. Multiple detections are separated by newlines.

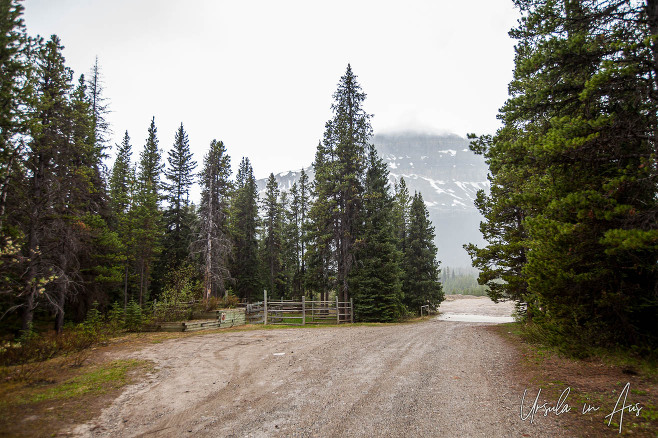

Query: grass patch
left=26, top=359, right=145, bottom=403
left=0, top=358, right=152, bottom=437
left=494, top=322, right=658, bottom=437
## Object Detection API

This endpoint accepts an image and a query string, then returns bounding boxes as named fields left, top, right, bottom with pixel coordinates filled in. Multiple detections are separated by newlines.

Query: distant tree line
left=0, top=1, right=443, bottom=333
left=441, top=267, right=488, bottom=297
left=467, top=0, right=658, bottom=351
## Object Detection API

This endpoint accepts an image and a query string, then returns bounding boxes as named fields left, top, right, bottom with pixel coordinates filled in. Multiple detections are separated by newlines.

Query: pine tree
left=261, top=173, right=283, bottom=298
left=86, top=56, right=110, bottom=161
left=306, top=142, right=337, bottom=303
left=229, top=157, right=260, bottom=301
left=20, top=35, right=74, bottom=330
left=285, top=175, right=310, bottom=298
left=109, top=131, right=135, bottom=307
left=287, top=182, right=302, bottom=297
left=464, top=133, right=531, bottom=304
left=468, top=0, right=658, bottom=348
left=403, top=192, right=443, bottom=313
left=67, top=74, right=118, bottom=321
left=0, top=0, right=31, bottom=229
left=297, top=169, right=310, bottom=294
left=133, top=117, right=163, bottom=305
left=310, top=64, right=372, bottom=306
left=109, top=131, right=133, bottom=216
left=393, top=177, right=411, bottom=256
left=349, top=146, right=403, bottom=322
left=195, top=139, right=233, bottom=300
left=160, top=123, right=197, bottom=270
left=50, top=74, right=94, bottom=332
left=16, top=38, right=117, bottom=331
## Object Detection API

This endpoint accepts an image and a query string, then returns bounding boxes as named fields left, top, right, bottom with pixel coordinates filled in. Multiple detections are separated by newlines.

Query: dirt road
left=74, top=297, right=565, bottom=437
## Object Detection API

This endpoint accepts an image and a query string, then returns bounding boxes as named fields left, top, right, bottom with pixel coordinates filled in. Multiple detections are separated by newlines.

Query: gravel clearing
left=73, top=297, right=566, bottom=437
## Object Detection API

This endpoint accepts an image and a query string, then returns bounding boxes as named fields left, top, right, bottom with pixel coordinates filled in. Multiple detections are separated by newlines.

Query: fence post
left=350, top=298, right=353, bottom=323
left=263, top=290, right=268, bottom=325
left=336, top=296, right=340, bottom=324
left=302, top=296, right=306, bottom=326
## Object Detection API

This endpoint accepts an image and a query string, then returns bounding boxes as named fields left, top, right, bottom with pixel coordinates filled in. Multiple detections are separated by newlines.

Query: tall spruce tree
left=195, top=139, right=232, bottom=300
left=393, top=177, right=411, bottom=256
left=310, top=64, right=372, bottom=306
left=20, top=35, right=74, bottom=330
left=109, top=131, right=135, bottom=307
left=403, top=192, right=443, bottom=313
left=229, top=157, right=260, bottom=301
left=86, top=56, right=109, bottom=162
left=160, top=123, right=197, bottom=271
left=287, top=182, right=302, bottom=297
left=297, top=169, right=310, bottom=294
left=133, top=117, right=163, bottom=305
left=50, top=74, right=93, bottom=332
left=109, top=131, right=133, bottom=216
left=68, top=74, right=118, bottom=320
left=261, top=173, right=284, bottom=298
left=307, top=142, right=337, bottom=302
left=17, top=38, right=118, bottom=331
left=0, top=0, right=31, bottom=230
left=285, top=177, right=310, bottom=298
left=350, top=146, right=404, bottom=322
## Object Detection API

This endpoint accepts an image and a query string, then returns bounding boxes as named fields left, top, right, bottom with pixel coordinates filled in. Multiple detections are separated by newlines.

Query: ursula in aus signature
left=520, top=382, right=643, bottom=433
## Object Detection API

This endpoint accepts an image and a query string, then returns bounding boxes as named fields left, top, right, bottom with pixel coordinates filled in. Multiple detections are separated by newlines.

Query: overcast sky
left=23, top=0, right=519, bottom=181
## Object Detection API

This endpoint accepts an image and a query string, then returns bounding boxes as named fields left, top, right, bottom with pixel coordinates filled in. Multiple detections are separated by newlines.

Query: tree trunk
left=54, top=286, right=66, bottom=334
left=205, top=228, right=212, bottom=301
left=0, top=147, right=22, bottom=230
left=21, top=289, right=34, bottom=332
left=123, top=263, right=129, bottom=308
left=139, top=263, right=144, bottom=306
left=647, top=0, right=658, bottom=90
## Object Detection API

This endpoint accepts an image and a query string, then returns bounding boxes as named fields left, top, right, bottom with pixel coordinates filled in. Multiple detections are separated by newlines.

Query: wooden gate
left=242, top=292, right=353, bottom=325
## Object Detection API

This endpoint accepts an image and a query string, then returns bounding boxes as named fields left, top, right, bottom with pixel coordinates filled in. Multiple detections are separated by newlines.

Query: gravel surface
left=73, top=297, right=566, bottom=437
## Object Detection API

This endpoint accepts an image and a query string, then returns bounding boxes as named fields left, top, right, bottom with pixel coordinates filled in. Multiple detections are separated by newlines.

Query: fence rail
left=240, top=292, right=353, bottom=325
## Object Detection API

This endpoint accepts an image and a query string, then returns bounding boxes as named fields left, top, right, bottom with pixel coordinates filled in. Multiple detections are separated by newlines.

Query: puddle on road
left=437, top=313, right=515, bottom=323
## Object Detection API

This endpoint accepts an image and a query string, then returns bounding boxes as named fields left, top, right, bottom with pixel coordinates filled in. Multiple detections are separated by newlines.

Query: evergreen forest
left=2, top=0, right=657, bottom=356
left=0, top=1, right=443, bottom=335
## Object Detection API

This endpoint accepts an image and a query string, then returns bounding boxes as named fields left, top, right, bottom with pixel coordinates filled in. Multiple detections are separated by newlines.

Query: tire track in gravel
left=73, top=305, right=567, bottom=437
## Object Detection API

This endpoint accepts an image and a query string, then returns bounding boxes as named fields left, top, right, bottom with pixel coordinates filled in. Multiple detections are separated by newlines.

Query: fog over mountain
left=256, top=132, right=490, bottom=268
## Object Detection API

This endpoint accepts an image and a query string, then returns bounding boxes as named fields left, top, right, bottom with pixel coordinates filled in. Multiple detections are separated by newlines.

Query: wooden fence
left=241, top=291, right=353, bottom=325
left=148, top=308, right=246, bottom=332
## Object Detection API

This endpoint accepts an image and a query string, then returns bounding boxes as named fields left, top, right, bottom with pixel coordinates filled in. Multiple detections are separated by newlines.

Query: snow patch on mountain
left=255, top=132, right=491, bottom=268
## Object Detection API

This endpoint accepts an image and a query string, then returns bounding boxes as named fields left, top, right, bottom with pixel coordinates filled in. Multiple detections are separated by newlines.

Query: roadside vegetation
left=467, top=1, right=658, bottom=355
left=498, top=322, right=658, bottom=437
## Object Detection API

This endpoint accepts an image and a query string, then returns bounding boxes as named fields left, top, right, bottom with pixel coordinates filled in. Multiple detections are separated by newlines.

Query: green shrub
left=107, top=301, right=125, bottom=332
left=124, top=300, right=144, bottom=332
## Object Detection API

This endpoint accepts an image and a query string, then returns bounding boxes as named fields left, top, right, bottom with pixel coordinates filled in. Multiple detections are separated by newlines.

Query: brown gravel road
left=74, top=297, right=567, bottom=437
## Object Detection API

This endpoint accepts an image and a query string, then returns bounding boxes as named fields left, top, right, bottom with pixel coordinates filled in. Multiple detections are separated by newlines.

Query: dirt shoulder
left=72, top=317, right=567, bottom=437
